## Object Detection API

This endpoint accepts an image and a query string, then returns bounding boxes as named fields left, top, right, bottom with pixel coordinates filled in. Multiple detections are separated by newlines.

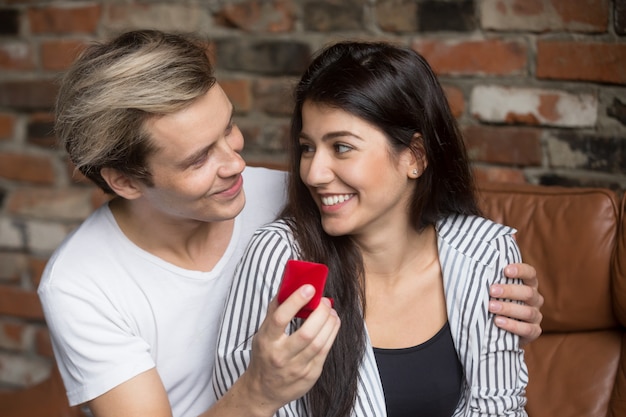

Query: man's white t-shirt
left=37, top=166, right=287, bottom=417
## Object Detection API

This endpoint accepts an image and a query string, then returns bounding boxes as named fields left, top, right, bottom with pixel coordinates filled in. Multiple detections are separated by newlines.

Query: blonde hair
left=55, top=30, right=216, bottom=193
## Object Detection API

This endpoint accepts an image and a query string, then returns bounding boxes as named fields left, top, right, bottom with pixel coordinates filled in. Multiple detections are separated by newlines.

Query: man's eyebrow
left=178, top=105, right=235, bottom=168
left=179, top=144, right=211, bottom=167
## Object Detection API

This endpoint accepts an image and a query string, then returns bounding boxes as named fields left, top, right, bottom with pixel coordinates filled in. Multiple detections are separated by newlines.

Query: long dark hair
left=282, top=41, right=480, bottom=417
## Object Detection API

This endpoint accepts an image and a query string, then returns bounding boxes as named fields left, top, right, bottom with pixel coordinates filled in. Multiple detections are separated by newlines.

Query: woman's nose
left=301, top=151, right=333, bottom=187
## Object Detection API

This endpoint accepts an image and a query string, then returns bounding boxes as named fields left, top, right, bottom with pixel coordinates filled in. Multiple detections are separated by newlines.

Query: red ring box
left=277, top=260, right=332, bottom=319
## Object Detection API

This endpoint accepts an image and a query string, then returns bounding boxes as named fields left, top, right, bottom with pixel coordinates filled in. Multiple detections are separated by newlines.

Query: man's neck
left=108, top=198, right=235, bottom=272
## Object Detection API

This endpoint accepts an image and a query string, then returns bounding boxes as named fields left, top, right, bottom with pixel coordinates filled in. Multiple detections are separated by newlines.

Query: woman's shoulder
left=436, top=214, right=518, bottom=266
left=249, top=218, right=299, bottom=250
left=240, top=218, right=302, bottom=269
left=437, top=213, right=516, bottom=242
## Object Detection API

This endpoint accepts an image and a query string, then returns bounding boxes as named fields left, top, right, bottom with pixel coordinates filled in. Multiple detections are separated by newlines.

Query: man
left=38, top=30, right=542, bottom=417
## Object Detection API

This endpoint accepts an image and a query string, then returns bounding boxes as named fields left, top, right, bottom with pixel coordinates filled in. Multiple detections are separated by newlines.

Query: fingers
left=294, top=298, right=340, bottom=360
left=264, top=284, right=317, bottom=339
left=504, top=263, right=538, bottom=288
left=247, top=293, right=340, bottom=407
left=493, top=315, right=542, bottom=347
left=262, top=287, right=340, bottom=362
left=489, top=298, right=543, bottom=325
left=490, top=290, right=544, bottom=346
left=491, top=262, right=545, bottom=345
left=490, top=281, right=544, bottom=311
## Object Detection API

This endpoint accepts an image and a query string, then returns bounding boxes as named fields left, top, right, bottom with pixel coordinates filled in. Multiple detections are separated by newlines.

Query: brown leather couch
left=1, top=180, right=625, bottom=417
left=478, top=181, right=626, bottom=417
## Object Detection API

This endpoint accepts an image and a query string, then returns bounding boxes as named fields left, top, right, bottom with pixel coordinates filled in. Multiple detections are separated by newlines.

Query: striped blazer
left=213, top=214, right=528, bottom=417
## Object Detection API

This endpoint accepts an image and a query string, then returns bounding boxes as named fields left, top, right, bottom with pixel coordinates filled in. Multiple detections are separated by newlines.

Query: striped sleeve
left=440, top=215, right=528, bottom=417
left=212, top=220, right=308, bottom=416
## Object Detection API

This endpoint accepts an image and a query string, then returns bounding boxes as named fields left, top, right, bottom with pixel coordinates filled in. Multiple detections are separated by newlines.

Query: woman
left=214, top=41, right=528, bottom=417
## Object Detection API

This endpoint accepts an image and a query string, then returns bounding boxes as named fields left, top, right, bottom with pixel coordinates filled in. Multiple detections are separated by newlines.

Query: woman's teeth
left=321, top=194, right=353, bottom=206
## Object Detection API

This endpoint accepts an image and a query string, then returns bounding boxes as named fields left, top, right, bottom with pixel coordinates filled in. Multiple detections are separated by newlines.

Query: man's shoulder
left=241, top=165, right=287, bottom=214
left=243, top=165, right=287, bottom=188
left=39, top=204, right=117, bottom=287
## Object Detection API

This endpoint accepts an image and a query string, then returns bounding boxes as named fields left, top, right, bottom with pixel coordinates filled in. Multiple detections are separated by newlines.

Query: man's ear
left=100, top=167, right=143, bottom=200
left=407, top=134, right=428, bottom=179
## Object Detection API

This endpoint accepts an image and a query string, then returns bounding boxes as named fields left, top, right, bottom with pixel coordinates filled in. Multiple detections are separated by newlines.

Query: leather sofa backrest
left=609, top=193, right=626, bottom=416
left=477, top=182, right=623, bottom=417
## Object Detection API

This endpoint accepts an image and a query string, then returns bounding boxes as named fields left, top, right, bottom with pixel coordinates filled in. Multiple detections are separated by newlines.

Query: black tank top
left=372, top=322, right=463, bottom=417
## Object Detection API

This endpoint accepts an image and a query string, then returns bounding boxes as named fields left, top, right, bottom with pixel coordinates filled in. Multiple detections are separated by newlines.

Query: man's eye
left=191, top=154, right=208, bottom=168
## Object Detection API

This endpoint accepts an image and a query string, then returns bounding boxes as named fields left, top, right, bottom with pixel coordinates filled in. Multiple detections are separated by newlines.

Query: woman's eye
left=299, top=143, right=314, bottom=153
left=335, top=143, right=352, bottom=153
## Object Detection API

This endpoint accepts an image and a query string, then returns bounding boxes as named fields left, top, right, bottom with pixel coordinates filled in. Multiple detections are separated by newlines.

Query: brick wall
left=0, top=0, right=625, bottom=390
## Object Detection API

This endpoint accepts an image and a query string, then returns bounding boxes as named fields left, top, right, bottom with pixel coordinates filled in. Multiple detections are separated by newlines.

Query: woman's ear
left=100, top=167, right=143, bottom=200
left=407, top=134, right=428, bottom=179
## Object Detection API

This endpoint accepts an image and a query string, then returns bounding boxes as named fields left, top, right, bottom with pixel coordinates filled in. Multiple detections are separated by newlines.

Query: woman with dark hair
left=214, top=41, right=528, bottom=417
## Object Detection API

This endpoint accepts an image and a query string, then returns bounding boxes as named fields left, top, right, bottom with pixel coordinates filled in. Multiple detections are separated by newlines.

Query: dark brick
left=419, top=0, right=476, bottom=32
left=616, top=0, right=626, bottom=35
left=215, top=39, right=311, bottom=75
left=27, top=119, right=57, bottom=148
left=554, top=133, right=626, bottom=174
left=608, top=98, right=626, bottom=126
left=302, top=0, right=366, bottom=31
left=252, top=77, right=295, bottom=116
left=538, top=173, right=624, bottom=192
left=0, top=9, right=19, bottom=35
left=0, top=81, right=58, bottom=111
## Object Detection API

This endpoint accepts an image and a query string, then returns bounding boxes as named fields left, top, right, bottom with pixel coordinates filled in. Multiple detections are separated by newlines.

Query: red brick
left=0, top=152, right=55, bottom=185
left=537, top=41, right=626, bottom=85
left=552, top=0, right=608, bottom=29
left=481, top=0, right=609, bottom=32
left=463, top=125, right=542, bottom=166
left=0, top=113, right=16, bottom=140
left=40, top=39, right=87, bottom=71
left=472, top=165, right=527, bottom=184
left=413, top=39, right=528, bottom=76
left=220, top=78, right=253, bottom=112
left=216, top=0, right=295, bottom=32
left=35, top=327, right=54, bottom=357
left=0, top=41, right=35, bottom=71
left=2, top=323, right=24, bottom=346
left=28, top=257, right=48, bottom=288
left=28, top=4, right=101, bottom=34
left=442, top=85, right=465, bottom=118
left=0, top=285, right=44, bottom=320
